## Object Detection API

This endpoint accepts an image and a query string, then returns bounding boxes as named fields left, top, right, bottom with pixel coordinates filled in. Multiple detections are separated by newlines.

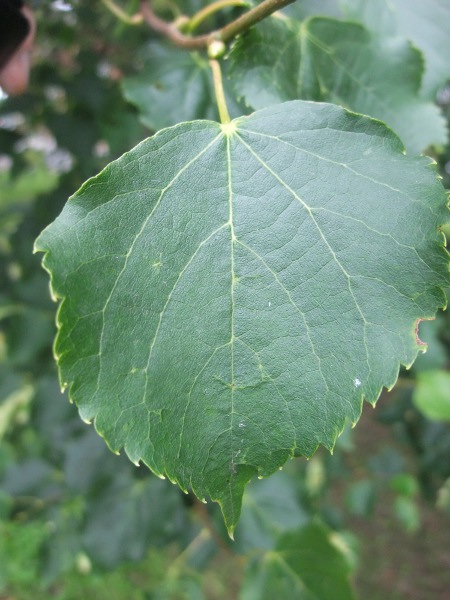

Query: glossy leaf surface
left=35, top=101, right=449, bottom=532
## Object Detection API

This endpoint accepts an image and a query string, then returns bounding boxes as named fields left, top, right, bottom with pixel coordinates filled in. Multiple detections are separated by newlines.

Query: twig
left=140, top=1, right=209, bottom=49
left=101, top=0, right=143, bottom=24
left=218, top=0, right=296, bottom=43
left=188, top=0, right=249, bottom=33
left=139, top=0, right=297, bottom=49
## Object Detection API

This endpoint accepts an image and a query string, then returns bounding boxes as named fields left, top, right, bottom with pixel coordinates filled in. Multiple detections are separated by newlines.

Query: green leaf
left=0, top=159, right=59, bottom=207
left=389, top=473, right=419, bottom=497
left=241, top=522, right=356, bottom=600
left=82, top=475, right=188, bottom=567
left=413, top=370, right=450, bottom=422
left=240, top=552, right=306, bottom=600
left=234, top=470, right=309, bottom=552
left=122, top=43, right=242, bottom=131
left=284, top=0, right=342, bottom=20
left=393, top=495, right=420, bottom=533
left=345, top=479, right=376, bottom=517
left=122, top=44, right=216, bottom=131
left=35, top=101, right=449, bottom=533
left=341, top=0, right=450, bottom=98
left=229, top=17, right=447, bottom=153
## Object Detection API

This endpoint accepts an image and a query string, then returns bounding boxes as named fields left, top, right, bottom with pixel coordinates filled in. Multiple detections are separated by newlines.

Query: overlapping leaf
left=122, top=43, right=243, bottom=131
left=229, top=17, right=447, bottom=153
left=35, top=101, right=449, bottom=532
left=341, top=0, right=450, bottom=98
left=122, top=43, right=216, bottom=131
left=234, top=471, right=309, bottom=552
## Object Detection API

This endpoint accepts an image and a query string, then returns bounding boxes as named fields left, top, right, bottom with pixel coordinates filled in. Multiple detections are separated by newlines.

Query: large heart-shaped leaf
left=229, top=17, right=447, bottom=153
left=35, top=101, right=449, bottom=533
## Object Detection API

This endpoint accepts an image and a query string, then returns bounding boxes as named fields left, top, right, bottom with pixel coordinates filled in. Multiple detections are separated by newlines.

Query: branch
left=140, top=1, right=209, bottom=49
left=101, top=0, right=143, bottom=24
left=218, top=0, right=296, bottom=43
left=140, top=0, right=297, bottom=50
left=188, top=0, right=249, bottom=33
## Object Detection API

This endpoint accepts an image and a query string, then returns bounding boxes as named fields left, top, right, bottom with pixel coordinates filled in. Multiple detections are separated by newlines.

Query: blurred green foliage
left=0, top=1, right=449, bottom=598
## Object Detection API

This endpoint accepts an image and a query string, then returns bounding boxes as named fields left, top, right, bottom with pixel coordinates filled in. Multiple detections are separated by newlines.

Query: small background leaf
left=122, top=44, right=216, bottom=130
left=240, top=522, right=356, bottom=600
left=413, top=370, right=450, bottom=422
left=123, top=43, right=243, bottom=131
left=234, top=470, right=309, bottom=552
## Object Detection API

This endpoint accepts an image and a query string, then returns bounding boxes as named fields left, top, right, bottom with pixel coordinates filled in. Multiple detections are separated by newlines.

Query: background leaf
left=122, top=44, right=217, bottom=131
left=413, top=370, right=450, bottom=422
left=284, top=0, right=342, bottom=20
left=234, top=470, right=309, bottom=552
left=229, top=17, right=447, bottom=153
left=35, top=101, right=449, bottom=532
left=240, top=522, right=356, bottom=600
left=123, top=43, right=244, bottom=131
left=341, top=0, right=450, bottom=99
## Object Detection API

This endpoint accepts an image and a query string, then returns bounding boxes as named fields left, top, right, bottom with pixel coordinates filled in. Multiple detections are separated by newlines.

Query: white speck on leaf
left=238, top=422, right=246, bottom=428
left=353, top=378, right=362, bottom=388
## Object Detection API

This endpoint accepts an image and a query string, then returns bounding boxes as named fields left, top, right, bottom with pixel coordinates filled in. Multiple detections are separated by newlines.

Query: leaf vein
left=235, top=132, right=371, bottom=383
left=94, top=133, right=223, bottom=397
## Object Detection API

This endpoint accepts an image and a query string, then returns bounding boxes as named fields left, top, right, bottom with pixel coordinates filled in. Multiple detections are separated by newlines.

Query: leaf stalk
left=209, top=59, right=231, bottom=124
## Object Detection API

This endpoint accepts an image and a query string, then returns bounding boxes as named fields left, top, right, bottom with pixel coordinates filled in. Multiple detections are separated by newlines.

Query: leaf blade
left=35, top=101, right=449, bottom=532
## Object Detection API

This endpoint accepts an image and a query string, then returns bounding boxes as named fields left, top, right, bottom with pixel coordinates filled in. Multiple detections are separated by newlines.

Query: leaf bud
left=208, top=39, right=226, bottom=59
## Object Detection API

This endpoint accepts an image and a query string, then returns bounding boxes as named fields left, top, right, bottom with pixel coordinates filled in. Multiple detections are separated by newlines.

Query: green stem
left=210, top=59, right=231, bottom=124
left=101, top=0, right=143, bottom=24
left=140, top=0, right=297, bottom=49
left=218, top=0, right=295, bottom=42
left=188, top=0, right=249, bottom=33
left=140, top=0, right=208, bottom=49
